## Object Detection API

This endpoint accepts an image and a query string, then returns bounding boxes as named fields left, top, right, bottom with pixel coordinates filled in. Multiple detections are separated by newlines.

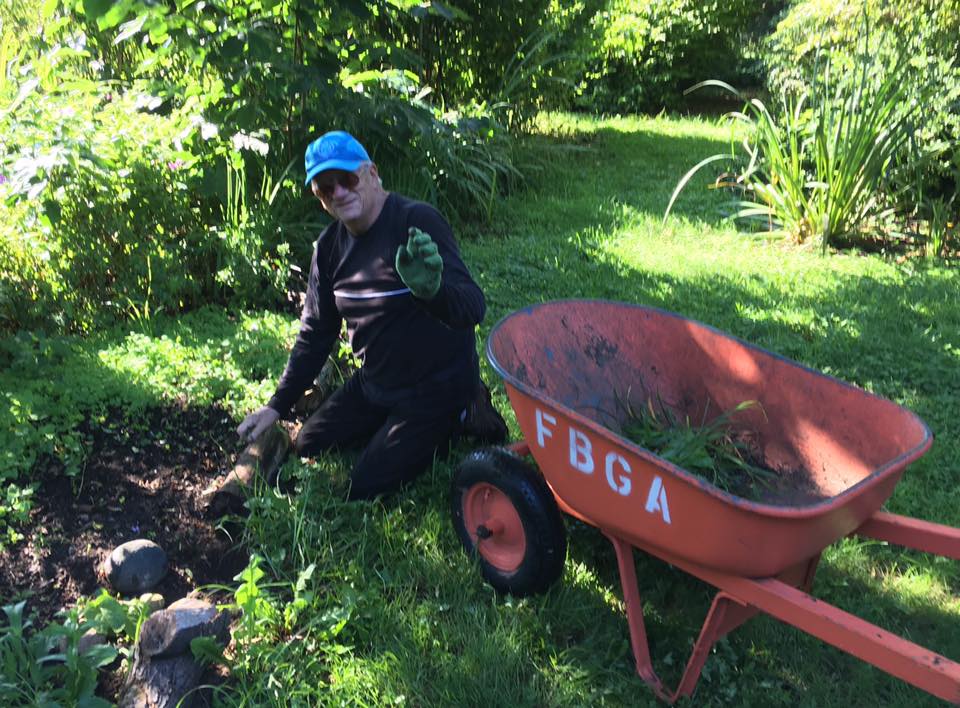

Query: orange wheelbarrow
left=450, top=299, right=960, bottom=704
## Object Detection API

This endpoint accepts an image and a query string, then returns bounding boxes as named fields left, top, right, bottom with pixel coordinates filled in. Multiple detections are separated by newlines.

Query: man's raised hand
left=395, top=227, right=443, bottom=299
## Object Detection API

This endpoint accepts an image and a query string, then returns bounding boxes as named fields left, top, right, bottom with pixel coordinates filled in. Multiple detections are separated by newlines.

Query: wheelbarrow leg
left=606, top=534, right=759, bottom=703
left=689, top=568, right=960, bottom=704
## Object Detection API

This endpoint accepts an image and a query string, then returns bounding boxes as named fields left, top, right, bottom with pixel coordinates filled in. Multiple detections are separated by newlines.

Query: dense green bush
left=576, top=0, right=782, bottom=114
left=367, top=1, right=598, bottom=130
left=1, top=79, right=206, bottom=332
left=765, top=0, right=960, bottom=247
left=1, top=0, right=557, bottom=334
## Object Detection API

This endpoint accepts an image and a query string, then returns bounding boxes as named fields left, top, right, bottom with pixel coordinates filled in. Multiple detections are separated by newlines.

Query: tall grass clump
left=762, top=0, right=960, bottom=256
left=667, top=18, right=934, bottom=251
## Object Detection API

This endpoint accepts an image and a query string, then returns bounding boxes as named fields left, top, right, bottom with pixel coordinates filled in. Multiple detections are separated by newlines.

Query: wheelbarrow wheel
left=451, top=447, right=566, bottom=597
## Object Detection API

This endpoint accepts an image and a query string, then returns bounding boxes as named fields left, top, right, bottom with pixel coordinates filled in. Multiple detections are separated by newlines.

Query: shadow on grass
left=554, top=519, right=960, bottom=707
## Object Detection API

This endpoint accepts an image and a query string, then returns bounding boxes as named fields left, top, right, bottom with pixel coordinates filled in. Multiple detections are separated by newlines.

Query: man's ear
left=369, top=163, right=383, bottom=187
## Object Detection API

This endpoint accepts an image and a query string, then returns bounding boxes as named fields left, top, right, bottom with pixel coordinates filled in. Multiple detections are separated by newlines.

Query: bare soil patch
left=0, top=404, right=249, bottom=627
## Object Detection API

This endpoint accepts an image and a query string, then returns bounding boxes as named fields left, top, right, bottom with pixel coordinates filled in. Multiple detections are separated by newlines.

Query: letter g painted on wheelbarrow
left=605, top=452, right=632, bottom=496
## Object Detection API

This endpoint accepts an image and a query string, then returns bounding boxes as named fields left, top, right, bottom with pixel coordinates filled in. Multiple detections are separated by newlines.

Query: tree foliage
left=577, top=0, right=783, bottom=113
left=1, top=0, right=576, bottom=333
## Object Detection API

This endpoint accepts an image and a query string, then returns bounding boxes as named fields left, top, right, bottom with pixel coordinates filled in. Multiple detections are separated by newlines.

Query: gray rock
left=55, top=628, right=107, bottom=660
left=104, top=539, right=168, bottom=595
left=79, top=628, right=107, bottom=654
left=139, top=597, right=229, bottom=659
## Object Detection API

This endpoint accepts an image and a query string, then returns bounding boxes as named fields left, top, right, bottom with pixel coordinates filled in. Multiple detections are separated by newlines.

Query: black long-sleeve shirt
left=268, top=193, right=485, bottom=415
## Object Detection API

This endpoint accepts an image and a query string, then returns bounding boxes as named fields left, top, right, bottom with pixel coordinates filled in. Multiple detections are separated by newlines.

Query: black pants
left=294, top=374, right=464, bottom=500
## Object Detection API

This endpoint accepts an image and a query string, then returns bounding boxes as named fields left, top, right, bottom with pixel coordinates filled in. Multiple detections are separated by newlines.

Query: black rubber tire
left=451, top=447, right=566, bottom=597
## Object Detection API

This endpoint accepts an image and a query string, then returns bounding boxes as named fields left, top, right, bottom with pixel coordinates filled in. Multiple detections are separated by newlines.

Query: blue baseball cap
left=304, top=130, right=371, bottom=186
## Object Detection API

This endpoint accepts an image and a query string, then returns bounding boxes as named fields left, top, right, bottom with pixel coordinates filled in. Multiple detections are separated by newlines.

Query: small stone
left=103, top=539, right=168, bottom=595
left=138, top=592, right=165, bottom=613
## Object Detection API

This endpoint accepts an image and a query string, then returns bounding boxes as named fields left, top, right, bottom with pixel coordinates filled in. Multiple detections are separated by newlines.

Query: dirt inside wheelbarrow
left=735, top=436, right=829, bottom=506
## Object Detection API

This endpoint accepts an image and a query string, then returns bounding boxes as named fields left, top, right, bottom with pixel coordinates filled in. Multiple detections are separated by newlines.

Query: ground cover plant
left=2, top=111, right=959, bottom=705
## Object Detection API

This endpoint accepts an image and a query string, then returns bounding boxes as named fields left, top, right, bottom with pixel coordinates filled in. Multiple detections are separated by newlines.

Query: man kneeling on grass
left=237, top=130, right=506, bottom=500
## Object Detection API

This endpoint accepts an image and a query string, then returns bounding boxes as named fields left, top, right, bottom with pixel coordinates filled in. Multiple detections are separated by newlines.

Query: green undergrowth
left=3, top=112, right=960, bottom=706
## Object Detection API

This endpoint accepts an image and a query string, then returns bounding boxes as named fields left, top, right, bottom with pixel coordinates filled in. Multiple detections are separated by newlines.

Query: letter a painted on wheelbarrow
left=645, top=476, right=671, bottom=524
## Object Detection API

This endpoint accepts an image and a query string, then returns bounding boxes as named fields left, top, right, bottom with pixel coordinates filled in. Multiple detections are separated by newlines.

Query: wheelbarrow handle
left=855, top=511, right=960, bottom=561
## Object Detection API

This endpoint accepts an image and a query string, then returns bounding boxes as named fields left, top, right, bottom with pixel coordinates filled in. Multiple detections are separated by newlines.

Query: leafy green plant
left=231, top=554, right=281, bottom=647
left=666, top=24, right=929, bottom=251
left=81, top=591, right=152, bottom=648
left=618, top=394, right=773, bottom=498
left=764, top=0, right=960, bottom=245
left=0, top=484, right=33, bottom=546
left=0, top=601, right=117, bottom=707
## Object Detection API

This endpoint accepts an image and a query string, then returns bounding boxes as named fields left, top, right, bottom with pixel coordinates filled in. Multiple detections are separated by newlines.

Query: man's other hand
left=237, top=406, right=280, bottom=443
left=396, top=227, right=443, bottom=299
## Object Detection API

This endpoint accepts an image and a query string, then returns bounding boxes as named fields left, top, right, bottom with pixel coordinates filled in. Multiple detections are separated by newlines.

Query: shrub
left=1, top=1, right=550, bottom=333
left=765, top=0, right=960, bottom=247
left=0, top=75, right=206, bottom=333
left=577, top=0, right=780, bottom=114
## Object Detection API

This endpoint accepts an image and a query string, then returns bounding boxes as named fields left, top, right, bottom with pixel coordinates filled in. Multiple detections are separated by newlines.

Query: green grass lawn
left=5, top=112, right=960, bottom=706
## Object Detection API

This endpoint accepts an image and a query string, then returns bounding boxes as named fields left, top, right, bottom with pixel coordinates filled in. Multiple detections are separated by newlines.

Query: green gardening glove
left=395, top=227, right=443, bottom=299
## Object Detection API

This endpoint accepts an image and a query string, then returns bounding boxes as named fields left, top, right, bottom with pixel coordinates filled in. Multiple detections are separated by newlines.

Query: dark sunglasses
left=312, top=169, right=362, bottom=199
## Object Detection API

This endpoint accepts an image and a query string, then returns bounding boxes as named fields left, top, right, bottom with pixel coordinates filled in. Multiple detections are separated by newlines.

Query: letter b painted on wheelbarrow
left=569, top=429, right=594, bottom=474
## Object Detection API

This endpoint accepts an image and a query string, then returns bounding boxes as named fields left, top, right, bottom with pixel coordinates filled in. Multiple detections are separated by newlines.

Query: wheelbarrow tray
left=487, top=299, right=932, bottom=578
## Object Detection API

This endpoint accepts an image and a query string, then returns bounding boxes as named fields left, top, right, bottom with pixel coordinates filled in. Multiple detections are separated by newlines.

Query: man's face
left=312, top=163, right=380, bottom=229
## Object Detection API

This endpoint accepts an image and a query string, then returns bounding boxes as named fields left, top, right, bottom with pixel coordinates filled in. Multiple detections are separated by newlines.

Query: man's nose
left=331, top=179, right=351, bottom=198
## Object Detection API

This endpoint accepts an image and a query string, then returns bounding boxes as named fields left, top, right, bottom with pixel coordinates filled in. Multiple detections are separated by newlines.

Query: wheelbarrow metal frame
left=512, top=440, right=960, bottom=704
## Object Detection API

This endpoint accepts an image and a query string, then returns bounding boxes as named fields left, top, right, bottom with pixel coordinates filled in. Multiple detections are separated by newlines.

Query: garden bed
left=0, top=404, right=248, bottom=628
